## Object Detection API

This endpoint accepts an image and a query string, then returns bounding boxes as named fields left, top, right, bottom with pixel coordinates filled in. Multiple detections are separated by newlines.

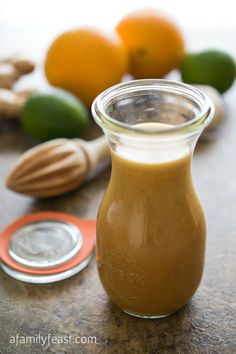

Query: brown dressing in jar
left=97, top=148, right=205, bottom=317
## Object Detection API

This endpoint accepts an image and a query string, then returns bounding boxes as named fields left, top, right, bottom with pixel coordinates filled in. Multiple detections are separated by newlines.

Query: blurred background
left=1, top=0, right=236, bottom=59
left=0, top=0, right=235, bottom=165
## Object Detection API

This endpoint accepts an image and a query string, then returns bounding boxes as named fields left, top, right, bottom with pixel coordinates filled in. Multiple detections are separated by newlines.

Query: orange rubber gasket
left=0, top=212, right=96, bottom=275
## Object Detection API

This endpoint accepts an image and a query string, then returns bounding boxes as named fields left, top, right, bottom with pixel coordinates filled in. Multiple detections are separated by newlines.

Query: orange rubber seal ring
left=0, top=212, right=96, bottom=275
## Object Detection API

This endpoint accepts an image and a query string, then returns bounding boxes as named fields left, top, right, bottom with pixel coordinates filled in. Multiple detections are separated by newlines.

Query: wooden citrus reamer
left=7, top=136, right=110, bottom=197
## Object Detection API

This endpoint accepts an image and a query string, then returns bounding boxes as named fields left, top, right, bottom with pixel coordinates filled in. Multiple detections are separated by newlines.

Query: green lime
left=21, top=91, right=89, bottom=141
left=180, top=49, right=236, bottom=93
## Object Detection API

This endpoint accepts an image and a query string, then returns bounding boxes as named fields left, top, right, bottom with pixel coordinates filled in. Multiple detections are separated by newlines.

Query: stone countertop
left=0, top=41, right=236, bottom=354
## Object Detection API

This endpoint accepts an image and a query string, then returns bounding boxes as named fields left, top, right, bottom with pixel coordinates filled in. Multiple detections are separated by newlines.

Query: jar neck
left=92, top=79, right=214, bottom=163
left=105, top=128, right=200, bottom=165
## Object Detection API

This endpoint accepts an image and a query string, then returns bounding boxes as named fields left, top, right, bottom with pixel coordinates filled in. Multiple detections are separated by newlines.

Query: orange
left=116, top=9, right=185, bottom=78
left=45, top=28, right=128, bottom=106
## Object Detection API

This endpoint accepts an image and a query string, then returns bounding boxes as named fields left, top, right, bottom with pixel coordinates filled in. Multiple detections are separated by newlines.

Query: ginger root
left=0, top=57, right=35, bottom=89
left=0, top=88, right=36, bottom=119
left=0, top=56, right=36, bottom=119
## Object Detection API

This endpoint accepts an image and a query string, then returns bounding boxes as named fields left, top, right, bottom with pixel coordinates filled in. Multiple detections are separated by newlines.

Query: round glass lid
left=9, top=220, right=83, bottom=269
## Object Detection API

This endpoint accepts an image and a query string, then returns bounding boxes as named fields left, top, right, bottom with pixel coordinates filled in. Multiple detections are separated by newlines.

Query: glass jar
left=92, top=79, right=213, bottom=319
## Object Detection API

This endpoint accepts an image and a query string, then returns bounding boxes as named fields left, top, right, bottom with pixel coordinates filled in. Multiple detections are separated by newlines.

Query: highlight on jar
left=92, top=79, right=214, bottom=319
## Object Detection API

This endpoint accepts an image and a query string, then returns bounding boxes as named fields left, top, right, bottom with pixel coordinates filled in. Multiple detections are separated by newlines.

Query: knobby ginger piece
left=0, top=88, right=37, bottom=119
left=0, top=57, right=35, bottom=89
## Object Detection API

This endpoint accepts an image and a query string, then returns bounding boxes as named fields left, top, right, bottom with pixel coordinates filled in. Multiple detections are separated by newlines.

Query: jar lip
left=92, top=79, right=214, bottom=136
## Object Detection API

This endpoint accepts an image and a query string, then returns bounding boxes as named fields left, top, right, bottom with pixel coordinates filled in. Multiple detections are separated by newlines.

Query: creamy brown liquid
left=97, top=148, right=206, bottom=317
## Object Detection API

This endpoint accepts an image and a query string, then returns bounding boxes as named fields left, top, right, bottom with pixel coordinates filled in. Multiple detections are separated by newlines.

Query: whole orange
left=45, top=28, right=128, bottom=106
left=116, top=9, right=185, bottom=78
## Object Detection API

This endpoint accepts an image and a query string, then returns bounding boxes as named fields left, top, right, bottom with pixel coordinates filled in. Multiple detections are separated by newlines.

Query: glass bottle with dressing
left=92, top=79, right=213, bottom=318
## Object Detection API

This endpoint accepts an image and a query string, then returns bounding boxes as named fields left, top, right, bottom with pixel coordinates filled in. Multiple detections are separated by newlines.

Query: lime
left=180, top=50, right=236, bottom=93
left=21, top=91, right=89, bottom=141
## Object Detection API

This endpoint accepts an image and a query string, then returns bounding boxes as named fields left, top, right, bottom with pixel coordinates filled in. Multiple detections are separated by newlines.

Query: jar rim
left=92, top=79, right=214, bottom=137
